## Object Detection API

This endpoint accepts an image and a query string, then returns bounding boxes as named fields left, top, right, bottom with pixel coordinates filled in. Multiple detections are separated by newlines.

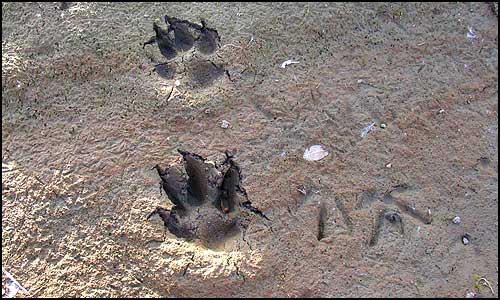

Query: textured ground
left=2, top=2, right=498, bottom=297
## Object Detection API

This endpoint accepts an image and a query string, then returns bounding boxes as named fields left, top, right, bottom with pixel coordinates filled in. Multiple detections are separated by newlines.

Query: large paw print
left=148, top=150, right=268, bottom=248
left=143, top=15, right=221, bottom=60
left=143, top=15, right=227, bottom=88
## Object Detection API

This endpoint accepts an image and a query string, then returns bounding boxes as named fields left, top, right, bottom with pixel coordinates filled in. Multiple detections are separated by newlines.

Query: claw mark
left=241, top=201, right=270, bottom=220
left=235, top=265, right=245, bottom=282
left=241, top=229, right=253, bottom=251
left=146, top=206, right=171, bottom=223
left=225, top=69, right=233, bottom=82
left=182, top=253, right=195, bottom=276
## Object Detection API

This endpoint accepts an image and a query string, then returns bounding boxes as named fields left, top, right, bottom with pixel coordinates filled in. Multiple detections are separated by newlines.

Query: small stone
left=174, top=80, right=181, bottom=87
left=462, top=234, right=471, bottom=245
left=386, top=163, right=392, bottom=168
left=357, top=79, right=364, bottom=83
left=380, top=123, right=387, bottom=129
left=452, top=216, right=461, bottom=224
left=220, top=120, right=230, bottom=129
left=438, top=109, right=445, bottom=114
left=466, top=292, right=476, bottom=298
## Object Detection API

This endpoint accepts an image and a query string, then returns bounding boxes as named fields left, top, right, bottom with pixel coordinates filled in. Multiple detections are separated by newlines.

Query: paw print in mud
left=143, top=15, right=228, bottom=88
left=148, top=150, right=268, bottom=248
left=143, top=15, right=220, bottom=58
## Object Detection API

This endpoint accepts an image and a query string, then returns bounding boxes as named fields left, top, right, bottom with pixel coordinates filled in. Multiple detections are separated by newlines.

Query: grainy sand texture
left=2, top=2, right=498, bottom=297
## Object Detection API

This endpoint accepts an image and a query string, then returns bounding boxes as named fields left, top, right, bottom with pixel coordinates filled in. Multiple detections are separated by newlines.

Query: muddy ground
left=2, top=2, right=498, bottom=298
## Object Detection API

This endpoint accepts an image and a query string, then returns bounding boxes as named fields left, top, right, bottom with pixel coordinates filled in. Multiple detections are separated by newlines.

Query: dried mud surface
left=2, top=2, right=498, bottom=298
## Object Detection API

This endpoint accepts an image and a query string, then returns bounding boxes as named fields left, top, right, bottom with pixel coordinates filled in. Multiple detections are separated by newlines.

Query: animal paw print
left=143, top=15, right=227, bottom=87
left=143, top=15, right=221, bottom=60
left=148, top=150, right=268, bottom=248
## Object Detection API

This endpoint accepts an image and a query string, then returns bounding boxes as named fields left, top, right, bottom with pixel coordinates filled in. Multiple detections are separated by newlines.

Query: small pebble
left=438, top=109, right=445, bottom=114
left=386, top=163, right=392, bottom=168
left=462, top=234, right=471, bottom=245
left=452, top=216, right=461, bottom=224
left=380, top=123, right=387, bottom=129
left=174, top=80, right=181, bottom=87
left=220, top=120, right=230, bottom=129
left=466, top=292, right=476, bottom=298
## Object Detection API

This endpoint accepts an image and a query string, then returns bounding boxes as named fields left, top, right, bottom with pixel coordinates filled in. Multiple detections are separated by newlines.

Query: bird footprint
left=148, top=149, right=268, bottom=248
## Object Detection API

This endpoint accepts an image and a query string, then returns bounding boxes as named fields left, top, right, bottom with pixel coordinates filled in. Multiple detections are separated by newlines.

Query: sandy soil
left=2, top=2, right=498, bottom=298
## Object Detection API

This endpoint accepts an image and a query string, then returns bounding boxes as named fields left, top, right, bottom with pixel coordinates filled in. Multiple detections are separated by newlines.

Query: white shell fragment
left=452, top=216, right=461, bottom=224
left=281, top=59, right=300, bottom=68
left=5, top=282, right=19, bottom=298
left=462, top=235, right=470, bottom=245
left=303, top=145, right=329, bottom=161
left=361, top=122, right=376, bottom=138
left=2, top=270, right=27, bottom=298
left=467, top=26, right=477, bottom=42
left=220, top=120, right=230, bottom=129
